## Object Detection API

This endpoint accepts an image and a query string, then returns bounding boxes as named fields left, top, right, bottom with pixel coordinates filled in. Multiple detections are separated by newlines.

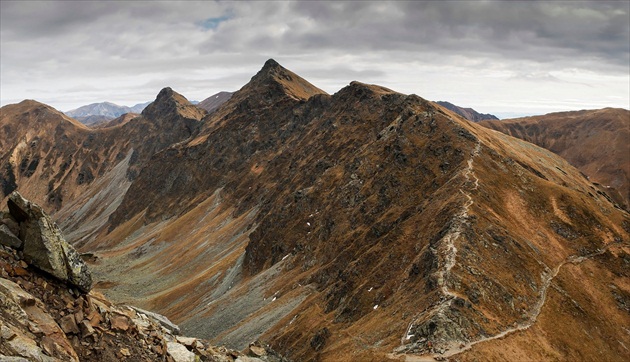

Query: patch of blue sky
left=198, top=15, right=232, bottom=30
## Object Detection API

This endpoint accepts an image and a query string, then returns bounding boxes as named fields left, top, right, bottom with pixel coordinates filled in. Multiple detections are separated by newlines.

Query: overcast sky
left=1, top=1, right=628, bottom=118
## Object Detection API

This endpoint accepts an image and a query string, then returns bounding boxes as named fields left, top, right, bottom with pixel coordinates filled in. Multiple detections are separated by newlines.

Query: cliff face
left=1, top=60, right=628, bottom=361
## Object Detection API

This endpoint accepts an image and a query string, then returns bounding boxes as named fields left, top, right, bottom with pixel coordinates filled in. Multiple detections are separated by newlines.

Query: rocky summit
left=0, top=59, right=629, bottom=361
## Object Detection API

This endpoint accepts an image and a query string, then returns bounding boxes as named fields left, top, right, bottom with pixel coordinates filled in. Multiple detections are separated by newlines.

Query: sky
left=1, top=1, right=628, bottom=119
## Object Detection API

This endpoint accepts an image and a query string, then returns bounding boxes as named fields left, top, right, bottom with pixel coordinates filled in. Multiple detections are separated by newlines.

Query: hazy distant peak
left=65, top=102, right=132, bottom=119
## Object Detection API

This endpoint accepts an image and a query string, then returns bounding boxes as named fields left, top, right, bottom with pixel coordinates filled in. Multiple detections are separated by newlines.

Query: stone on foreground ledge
left=4, top=191, right=92, bottom=293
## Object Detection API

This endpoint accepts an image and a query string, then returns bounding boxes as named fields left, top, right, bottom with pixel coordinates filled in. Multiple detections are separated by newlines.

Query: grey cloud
left=1, top=0, right=628, bottom=115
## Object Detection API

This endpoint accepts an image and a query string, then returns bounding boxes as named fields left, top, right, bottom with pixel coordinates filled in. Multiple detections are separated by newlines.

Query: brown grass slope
left=480, top=108, right=630, bottom=210
left=88, top=60, right=628, bottom=361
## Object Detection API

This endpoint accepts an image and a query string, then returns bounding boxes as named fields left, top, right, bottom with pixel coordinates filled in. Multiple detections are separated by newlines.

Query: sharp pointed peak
left=141, top=87, right=205, bottom=121
left=145, top=87, right=190, bottom=111
left=262, top=58, right=281, bottom=69
left=238, top=59, right=327, bottom=101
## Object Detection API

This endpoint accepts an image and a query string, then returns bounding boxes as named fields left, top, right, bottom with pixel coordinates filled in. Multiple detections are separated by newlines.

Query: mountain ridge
left=480, top=107, right=630, bottom=210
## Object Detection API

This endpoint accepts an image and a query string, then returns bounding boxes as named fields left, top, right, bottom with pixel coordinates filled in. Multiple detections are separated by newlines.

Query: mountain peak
left=153, top=87, right=185, bottom=104
left=141, top=87, right=205, bottom=121
left=3, top=100, right=88, bottom=130
left=244, top=59, right=328, bottom=101
left=262, top=58, right=281, bottom=70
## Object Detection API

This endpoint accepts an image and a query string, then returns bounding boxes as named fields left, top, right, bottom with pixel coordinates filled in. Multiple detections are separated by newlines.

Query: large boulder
left=6, top=191, right=92, bottom=293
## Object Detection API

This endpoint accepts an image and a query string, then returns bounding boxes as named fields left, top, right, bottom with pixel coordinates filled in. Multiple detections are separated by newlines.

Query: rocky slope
left=0, top=193, right=283, bottom=362
left=435, top=101, right=499, bottom=122
left=2, top=60, right=628, bottom=361
left=480, top=108, right=630, bottom=210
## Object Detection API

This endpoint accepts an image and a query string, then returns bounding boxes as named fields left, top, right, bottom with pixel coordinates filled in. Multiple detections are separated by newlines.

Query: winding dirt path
left=402, top=141, right=481, bottom=345
left=438, top=241, right=624, bottom=359
left=397, top=135, right=626, bottom=360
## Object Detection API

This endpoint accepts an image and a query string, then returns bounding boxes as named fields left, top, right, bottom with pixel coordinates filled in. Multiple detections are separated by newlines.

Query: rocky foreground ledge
left=0, top=192, right=285, bottom=362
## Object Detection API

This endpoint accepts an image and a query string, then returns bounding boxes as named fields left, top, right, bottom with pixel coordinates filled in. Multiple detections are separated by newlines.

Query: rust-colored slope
left=1, top=100, right=109, bottom=209
left=92, top=60, right=628, bottom=361
left=0, top=88, right=205, bottom=248
left=480, top=108, right=630, bottom=210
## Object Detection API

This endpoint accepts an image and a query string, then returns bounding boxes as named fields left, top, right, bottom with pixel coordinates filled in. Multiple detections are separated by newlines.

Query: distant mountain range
left=66, top=95, right=496, bottom=127
left=65, top=99, right=205, bottom=126
left=436, top=101, right=499, bottom=122
left=66, top=101, right=149, bottom=118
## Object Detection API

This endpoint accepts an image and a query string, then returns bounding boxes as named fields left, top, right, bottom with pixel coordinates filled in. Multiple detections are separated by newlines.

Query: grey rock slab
left=7, top=191, right=92, bottom=292
left=129, top=305, right=181, bottom=335
left=0, top=224, right=22, bottom=249
left=166, top=342, right=196, bottom=362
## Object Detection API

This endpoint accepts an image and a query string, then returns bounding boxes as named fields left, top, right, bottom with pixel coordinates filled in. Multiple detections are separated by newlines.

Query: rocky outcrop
left=0, top=243, right=286, bottom=361
left=0, top=277, right=79, bottom=361
left=2, top=191, right=92, bottom=293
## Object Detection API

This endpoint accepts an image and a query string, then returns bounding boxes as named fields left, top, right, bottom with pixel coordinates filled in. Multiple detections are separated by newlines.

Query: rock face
left=3, top=191, right=92, bottom=293
left=0, top=224, right=22, bottom=249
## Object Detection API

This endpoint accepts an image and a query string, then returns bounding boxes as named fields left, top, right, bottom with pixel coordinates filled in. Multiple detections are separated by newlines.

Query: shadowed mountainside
left=1, top=60, right=628, bottom=361
left=480, top=108, right=630, bottom=210
left=198, top=91, right=234, bottom=113
left=435, top=101, right=499, bottom=122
